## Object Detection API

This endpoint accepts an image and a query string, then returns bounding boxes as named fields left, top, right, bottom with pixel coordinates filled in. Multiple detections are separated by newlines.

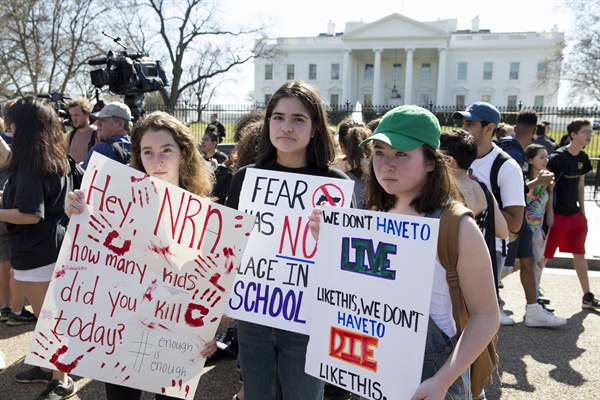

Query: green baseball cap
left=360, top=105, right=440, bottom=151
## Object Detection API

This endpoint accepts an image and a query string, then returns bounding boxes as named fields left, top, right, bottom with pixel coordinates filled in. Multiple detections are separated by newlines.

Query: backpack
left=436, top=202, right=499, bottom=397
left=67, top=154, right=85, bottom=190
left=102, top=138, right=131, bottom=165
left=489, top=149, right=514, bottom=209
left=491, top=142, right=529, bottom=208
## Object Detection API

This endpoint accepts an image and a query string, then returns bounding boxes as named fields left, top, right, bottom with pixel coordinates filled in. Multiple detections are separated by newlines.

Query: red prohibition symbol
left=312, top=184, right=346, bottom=207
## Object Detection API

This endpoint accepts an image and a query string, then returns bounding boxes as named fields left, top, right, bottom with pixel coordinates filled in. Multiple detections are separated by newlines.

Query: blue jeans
left=237, top=320, right=324, bottom=400
left=421, top=317, right=471, bottom=400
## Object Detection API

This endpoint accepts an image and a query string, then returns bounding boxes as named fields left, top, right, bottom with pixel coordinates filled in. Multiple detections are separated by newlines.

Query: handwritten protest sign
left=305, top=206, right=439, bottom=400
left=225, top=169, right=354, bottom=334
left=25, top=153, right=255, bottom=399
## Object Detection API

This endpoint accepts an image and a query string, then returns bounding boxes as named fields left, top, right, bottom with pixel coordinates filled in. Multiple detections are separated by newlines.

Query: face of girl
left=140, top=129, right=183, bottom=186
left=372, top=141, right=434, bottom=200
left=529, top=148, right=548, bottom=172
left=269, top=97, right=313, bottom=167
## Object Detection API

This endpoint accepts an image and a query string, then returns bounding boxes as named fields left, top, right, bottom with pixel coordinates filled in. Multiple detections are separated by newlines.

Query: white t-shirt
left=470, top=144, right=525, bottom=251
left=430, top=257, right=455, bottom=338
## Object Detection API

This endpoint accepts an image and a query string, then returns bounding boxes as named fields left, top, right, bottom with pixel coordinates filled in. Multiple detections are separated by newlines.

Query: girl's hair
left=525, top=143, right=547, bottom=179
left=525, top=143, right=546, bottom=160
left=130, top=111, right=213, bottom=197
left=235, top=120, right=263, bottom=170
left=255, top=80, right=336, bottom=168
left=8, top=96, right=68, bottom=176
left=364, top=145, right=460, bottom=214
left=337, top=118, right=373, bottom=179
left=439, top=129, right=478, bottom=171
left=233, top=109, right=265, bottom=142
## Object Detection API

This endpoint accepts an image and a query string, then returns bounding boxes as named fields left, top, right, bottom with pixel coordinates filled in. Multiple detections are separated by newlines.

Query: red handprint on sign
left=161, top=379, right=190, bottom=398
left=33, top=331, right=95, bottom=373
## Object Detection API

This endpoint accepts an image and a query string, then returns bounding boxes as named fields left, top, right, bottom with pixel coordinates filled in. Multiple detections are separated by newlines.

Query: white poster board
left=25, top=153, right=255, bottom=399
left=225, top=169, right=354, bottom=334
left=305, top=206, right=439, bottom=399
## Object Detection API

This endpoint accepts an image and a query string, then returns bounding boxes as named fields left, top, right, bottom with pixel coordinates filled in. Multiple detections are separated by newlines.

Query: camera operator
left=67, top=97, right=98, bottom=163
left=81, top=102, right=131, bottom=170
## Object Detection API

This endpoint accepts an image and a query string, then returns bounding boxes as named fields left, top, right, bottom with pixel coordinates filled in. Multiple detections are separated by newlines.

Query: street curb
left=546, top=255, right=600, bottom=271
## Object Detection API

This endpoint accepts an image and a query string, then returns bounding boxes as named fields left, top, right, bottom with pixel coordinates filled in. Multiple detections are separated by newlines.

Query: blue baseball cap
left=452, top=102, right=500, bottom=126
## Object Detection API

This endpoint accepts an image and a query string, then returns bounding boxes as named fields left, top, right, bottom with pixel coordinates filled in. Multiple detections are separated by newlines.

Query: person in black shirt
left=544, top=118, right=599, bottom=311
left=1, top=96, right=76, bottom=399
left=207, top=113, right=226, bottom=142
left=225, top=80, right=351, bottom=400
left=200, top=127, right=228, bottom=165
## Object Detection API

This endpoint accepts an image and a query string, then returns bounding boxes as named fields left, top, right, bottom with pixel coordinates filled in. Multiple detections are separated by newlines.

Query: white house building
left=253, top=14, right=563, bottom=109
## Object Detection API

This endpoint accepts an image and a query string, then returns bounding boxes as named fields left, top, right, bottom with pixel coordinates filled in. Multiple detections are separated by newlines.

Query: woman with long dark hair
left=2, top=96, right=74, bottom=399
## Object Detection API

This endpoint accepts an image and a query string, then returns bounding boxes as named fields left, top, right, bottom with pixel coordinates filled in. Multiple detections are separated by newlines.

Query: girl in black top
left=225, top=80, right=350, bottom=400
left=2, top=96, right=74, bottom=398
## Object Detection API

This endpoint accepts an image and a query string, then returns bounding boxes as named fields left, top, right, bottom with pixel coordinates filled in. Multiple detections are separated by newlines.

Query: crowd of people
left=0, top=82, right=598, bottom=400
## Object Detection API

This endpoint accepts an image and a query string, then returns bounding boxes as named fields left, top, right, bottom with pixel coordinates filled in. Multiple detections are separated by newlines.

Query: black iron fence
left=144, top=102, right=600, bottom=200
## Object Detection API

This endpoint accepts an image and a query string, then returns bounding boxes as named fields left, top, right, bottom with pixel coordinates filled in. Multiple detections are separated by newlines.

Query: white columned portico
left=342, top=49, right=352, bottom=103
left=436, top=48, right=447, bottom=106
left=404, top=48, right=414, bottom=104
left=373, top=48, right=382, bottom=106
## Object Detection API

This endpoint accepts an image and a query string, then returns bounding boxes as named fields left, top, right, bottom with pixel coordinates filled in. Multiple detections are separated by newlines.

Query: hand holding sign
left=307, top=207, right=322, bottom=241
left=226, top=169, right=354, bottom=334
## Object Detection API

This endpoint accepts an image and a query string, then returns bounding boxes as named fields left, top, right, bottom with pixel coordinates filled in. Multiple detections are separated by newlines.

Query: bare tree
left=112, top=0, right=277, bottom=107
left=0, top=0, right=110, bottom=97
left=549, top=0, right=600, bottom=104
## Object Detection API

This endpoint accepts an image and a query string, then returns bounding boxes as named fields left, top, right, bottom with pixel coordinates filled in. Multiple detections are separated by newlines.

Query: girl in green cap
left=310, top=106, right=499, bottom=400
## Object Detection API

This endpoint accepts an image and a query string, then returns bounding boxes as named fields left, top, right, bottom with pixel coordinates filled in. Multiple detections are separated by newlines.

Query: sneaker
left=582, top=292, right=600, bottom=311
left=0, top=307, right=11, bottom=321
left=525, top=305, right=567, bottom=328
left=324, top=383, right=353, bottom=400
left=6, top=308, right=37, bottom=326
left=538, top=289, right=551, bottom=305
left=208, top=328, right=238, bottom=361
left=537, top=296, right=551, bottom=305
left=35, top=377, right=76, bottom=400
left=538, top=300, right=555, bottom=314
left=499, top=308, right=515, bottom=326
left=15, top=366, right=53, bottom=384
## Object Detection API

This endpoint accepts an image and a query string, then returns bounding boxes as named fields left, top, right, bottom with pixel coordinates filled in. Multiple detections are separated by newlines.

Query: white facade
left=253, top=14, right=562, bottom=108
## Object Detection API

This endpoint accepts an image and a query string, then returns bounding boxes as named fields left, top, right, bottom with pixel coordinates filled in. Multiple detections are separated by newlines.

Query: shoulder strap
left=490, top=151, right=511, bottom=209
left=102, top=138, right=129, bottom=164
left=437, top=202, right=474, bottom=333
left=68, top=129, right=77, bottom=147
left=477, top=181, right=498, bottom=287
left=88, top=128, right=98, bottom=152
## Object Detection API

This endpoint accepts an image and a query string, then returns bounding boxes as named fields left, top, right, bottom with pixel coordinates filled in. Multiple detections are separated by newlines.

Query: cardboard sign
left=225, top=168, right=354, bottom=334
left=305, top=206, right=439, bottom=400
left=26, top=153, right=255, bottom=398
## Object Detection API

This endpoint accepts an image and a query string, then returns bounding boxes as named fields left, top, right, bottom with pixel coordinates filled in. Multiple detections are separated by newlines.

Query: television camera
left=37, top=92, right=73, bottom=128
left=88, top=32, right=168, bottom=121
